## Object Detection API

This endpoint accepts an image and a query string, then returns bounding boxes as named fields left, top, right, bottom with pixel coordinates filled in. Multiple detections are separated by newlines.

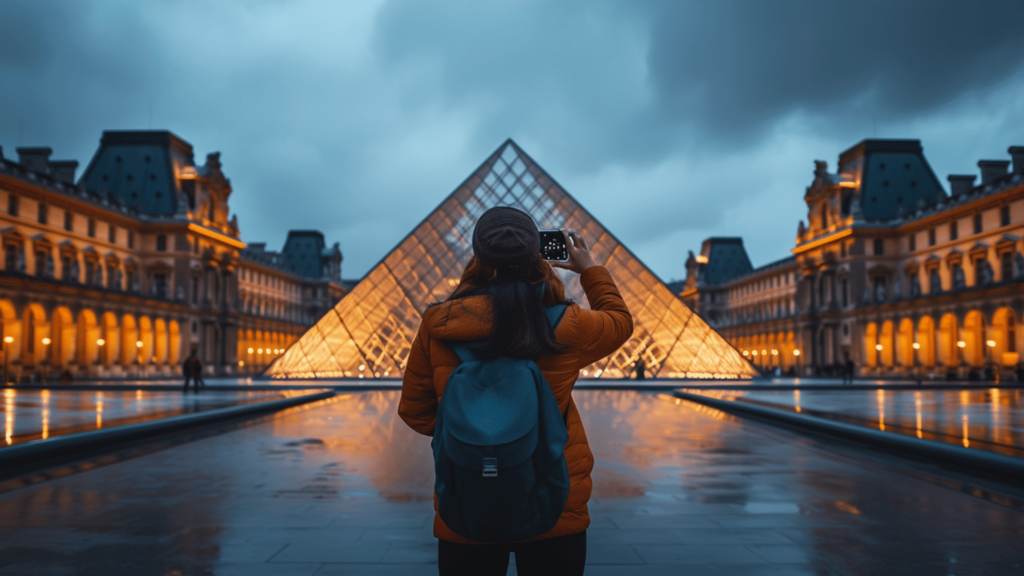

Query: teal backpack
left=432, top=303, right=571, bottom=542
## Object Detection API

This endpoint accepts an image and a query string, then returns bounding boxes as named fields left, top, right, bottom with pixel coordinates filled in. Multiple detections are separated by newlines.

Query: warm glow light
left=752, top=350, right=758, bottom=356
left=97, top=339, right=105, bottom=346
left=962, top=414, right=969, bottom=447
left=238, top=361, right=245, bottom=367
left=793, top=350, right=800, bottom=356
left=875, top=344, right=883, bottom=351
left=761, top=350, right=767, bottom=356
left=771, top=349, right=778, bottom=356
left=877, top=389, right=885, bottom=431
left=96, top=392, right=104, bottom=429
left=594, top=369, right=603, bottom=377
left=136, top=341, right=143, bottom=348
left=957, top=341, right=966, bottom=348
left=41, top=338, right=51, bottom=345
left=41, top=389, right=50, bottom=440
left=257, top=348, right=264, bottom=354
left=5, top=389, right=14, bottom=445
left=582, top=370, right=589, bottom=376
left=742, top=350, right=749, bottom=356
left=695, top=255, right=709, bottom=264
left=912, top=342, right=920, bottom=350
left=248, top=348, right=254, bottom=354
left=359, top=365, right=365, bottom=371
left=986, top=340, right=996, bottom=348
left=914, top=391, right=923, bottom=439
left=3, top=336, right=12, bottom=344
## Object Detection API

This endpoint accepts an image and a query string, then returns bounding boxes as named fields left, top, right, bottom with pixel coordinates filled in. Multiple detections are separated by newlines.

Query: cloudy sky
left=2, top=0, right=1023, bottom=281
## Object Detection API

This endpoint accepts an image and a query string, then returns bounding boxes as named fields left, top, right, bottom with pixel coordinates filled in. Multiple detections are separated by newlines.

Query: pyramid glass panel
left=268, top=140, right=756, bottom=380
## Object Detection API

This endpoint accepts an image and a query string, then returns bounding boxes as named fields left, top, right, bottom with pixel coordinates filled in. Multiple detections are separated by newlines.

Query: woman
left=399, top=206, right=633, bottom=575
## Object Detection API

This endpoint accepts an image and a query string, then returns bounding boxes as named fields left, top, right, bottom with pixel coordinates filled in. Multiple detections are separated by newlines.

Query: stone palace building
left=0, top=130, right=344, bottom=381
left=681, top=139, right=1024, bottom=380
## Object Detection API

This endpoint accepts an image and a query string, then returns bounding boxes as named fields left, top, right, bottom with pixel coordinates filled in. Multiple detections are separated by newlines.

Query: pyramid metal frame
left=268, top=140, right=756, bottom=380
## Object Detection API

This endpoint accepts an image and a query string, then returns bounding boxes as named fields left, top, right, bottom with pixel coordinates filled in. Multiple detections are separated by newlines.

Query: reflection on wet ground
left=2, top=389, right=301, bottom=446
left=695, top=388, right=1024, bottom=457
left=1, top=390, right=1023, bottom=575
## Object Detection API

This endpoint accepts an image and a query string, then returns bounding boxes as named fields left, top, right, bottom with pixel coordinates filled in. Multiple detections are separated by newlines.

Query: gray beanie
left=471, top=206, right=539, bottom=269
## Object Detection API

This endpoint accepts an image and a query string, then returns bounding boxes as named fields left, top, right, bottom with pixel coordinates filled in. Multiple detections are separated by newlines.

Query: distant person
left=635, top=357, right=646, bottom=380
left=183, top=350, right=204, bottom=392
left=399, top=207, right=633, bottom=576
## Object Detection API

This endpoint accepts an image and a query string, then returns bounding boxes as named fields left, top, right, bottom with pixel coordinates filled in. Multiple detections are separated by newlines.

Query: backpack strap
left=449, top=342, right=476, bottom=364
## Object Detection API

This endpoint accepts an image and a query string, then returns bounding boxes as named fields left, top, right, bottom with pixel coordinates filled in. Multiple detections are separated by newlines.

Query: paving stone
left=633, top=544, right=766, bottom=565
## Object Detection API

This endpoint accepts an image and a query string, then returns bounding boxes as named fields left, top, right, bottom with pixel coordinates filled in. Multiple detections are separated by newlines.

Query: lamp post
left=793, top=349, right=801, bottom=376
left=136, top=340, right=143, bottom=377
left=986, top=339, right=998, bottom=383
left=912, top=342, right=922, bottom=385
left=3, top=335, right=12, bottom=384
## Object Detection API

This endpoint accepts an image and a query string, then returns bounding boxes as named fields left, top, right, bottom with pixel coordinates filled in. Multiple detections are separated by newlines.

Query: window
left=192, top=276, right=199, bottom=304
left=909, top=272, right=921, bottom=297
left=950, top=221, right=958, bottom=241
left=126, top=270, right=137, bottom=292
left=88, top=218, right=96, bottom=238
left=153, top=273, right=167, bottom=298
left=908, top=234, right=916, bottom=252
left=874, top=277, right=886, bottom=303
left=873, top=238, right=884, bottom=256
left=841, top=278, right=848, bottom=307
left=1001, top=205, right=1011, bottom=227
left=5, top=244, right=19, bottom=272
left=37, top=203, right=47, bottom=224
left=156, top=234, right=167, bottom=251
left=64, top=211, right=73, bottom=232
left=1001, top=252, right=1013, bottom=283
left=85, top=262, right=96, bottom=285
left=107, top=265, right=117, bottom=289
left=973, top=213, right=982, bottom=235
left=7, top=194, right=18, bottom=217
left=61, top=256, right=73, bottom=282
left=951, top=263, right=965, bottom=290
left=35, top=250, right=46, bottom=276
left=929, top=269, right=942, bottom=294
left=928, top=228, right=936, bottom=246
left=128, top=230, right=135, bottom=249
left=108, top=225, right=116, bottom=243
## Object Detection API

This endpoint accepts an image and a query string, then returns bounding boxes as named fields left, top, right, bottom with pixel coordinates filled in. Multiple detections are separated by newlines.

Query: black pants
left=438, top=531, right=586, bottom=576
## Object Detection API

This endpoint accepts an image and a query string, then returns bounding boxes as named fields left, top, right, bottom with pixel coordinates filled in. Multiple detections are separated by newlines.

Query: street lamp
left=96, top=338, right=105, bottom=367
left=986, top=339, right=998, bottom=382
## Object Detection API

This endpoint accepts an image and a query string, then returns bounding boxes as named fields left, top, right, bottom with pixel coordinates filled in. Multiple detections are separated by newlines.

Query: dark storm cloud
left=1, top=0, right=1023, bottom=279
left=645, top=0, right=1024, bottom=140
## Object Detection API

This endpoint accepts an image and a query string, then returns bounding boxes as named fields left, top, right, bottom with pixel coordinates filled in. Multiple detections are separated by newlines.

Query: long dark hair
left=445, top=255, right=569, bottom=360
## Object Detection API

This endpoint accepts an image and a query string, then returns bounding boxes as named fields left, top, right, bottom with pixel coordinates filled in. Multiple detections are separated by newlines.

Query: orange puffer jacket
left=399, top=266, right=633, bottom=544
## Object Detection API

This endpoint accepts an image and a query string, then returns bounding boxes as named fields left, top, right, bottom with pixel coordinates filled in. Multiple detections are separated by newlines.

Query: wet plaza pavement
left=1, top=389, right=1023, bottom=575
left=2, top=388, right=304, bottom=446
left=693, top=387, right=1024, bottom=458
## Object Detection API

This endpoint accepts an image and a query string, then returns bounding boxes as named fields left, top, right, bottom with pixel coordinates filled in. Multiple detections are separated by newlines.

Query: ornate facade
left=0, top=131, right=344, bottom=381
left=682, top=139, right=1024, bottom=380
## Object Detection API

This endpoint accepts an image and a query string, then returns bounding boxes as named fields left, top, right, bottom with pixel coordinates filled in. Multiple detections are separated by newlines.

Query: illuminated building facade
left=0, top=131, right=343, bottom=380
left=269, top=140, right=756, bottom=380
left=682, top=139, right=1024, bottom=379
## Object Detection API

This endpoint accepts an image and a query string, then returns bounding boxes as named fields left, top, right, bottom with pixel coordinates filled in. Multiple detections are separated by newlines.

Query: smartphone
left=539, top=230, right=568, bottom=262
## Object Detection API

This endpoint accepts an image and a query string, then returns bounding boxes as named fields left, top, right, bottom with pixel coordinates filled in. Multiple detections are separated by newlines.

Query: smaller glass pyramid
left=268, top=140, right=756, bottom=380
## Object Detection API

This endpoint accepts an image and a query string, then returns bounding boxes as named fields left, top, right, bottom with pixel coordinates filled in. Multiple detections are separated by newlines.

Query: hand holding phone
left=539, top=230, right=569, bottom=262
left=548, top=229, right=598, bottom=274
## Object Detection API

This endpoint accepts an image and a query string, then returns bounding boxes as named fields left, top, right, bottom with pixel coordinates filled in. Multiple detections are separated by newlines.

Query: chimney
left=16, top=147, right=53, bottom=173
left=49, top=160, right=79, bottom=184
left=978, top=160, right=1010, bottom=185
left=1009, top=146, right=1024, bottom=174
left=947, top=174, right=976, bottom=196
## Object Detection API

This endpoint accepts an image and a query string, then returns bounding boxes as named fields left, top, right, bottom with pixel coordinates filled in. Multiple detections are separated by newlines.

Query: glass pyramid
left=268, top=140, right=755, bottom=380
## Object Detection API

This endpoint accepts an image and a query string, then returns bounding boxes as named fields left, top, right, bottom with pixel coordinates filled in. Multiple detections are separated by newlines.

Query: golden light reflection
left=96, top=392, right=104, bottom=429
left=4, top=388, right=14, bottom=445
left=835, top=501, right=862, bottom=515
left=877, top=389, right=885, bottom=431
left=136, top=389, right=143, bottom=413
left=41, top=389, right=50, bottom=440
left=962, top=414, right=969, bottom=448
left=914, top=391, right=922, bottom=439
left=794, top=389, right=801, bottom=413
left=991, top=388, right=1001, bottom=445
